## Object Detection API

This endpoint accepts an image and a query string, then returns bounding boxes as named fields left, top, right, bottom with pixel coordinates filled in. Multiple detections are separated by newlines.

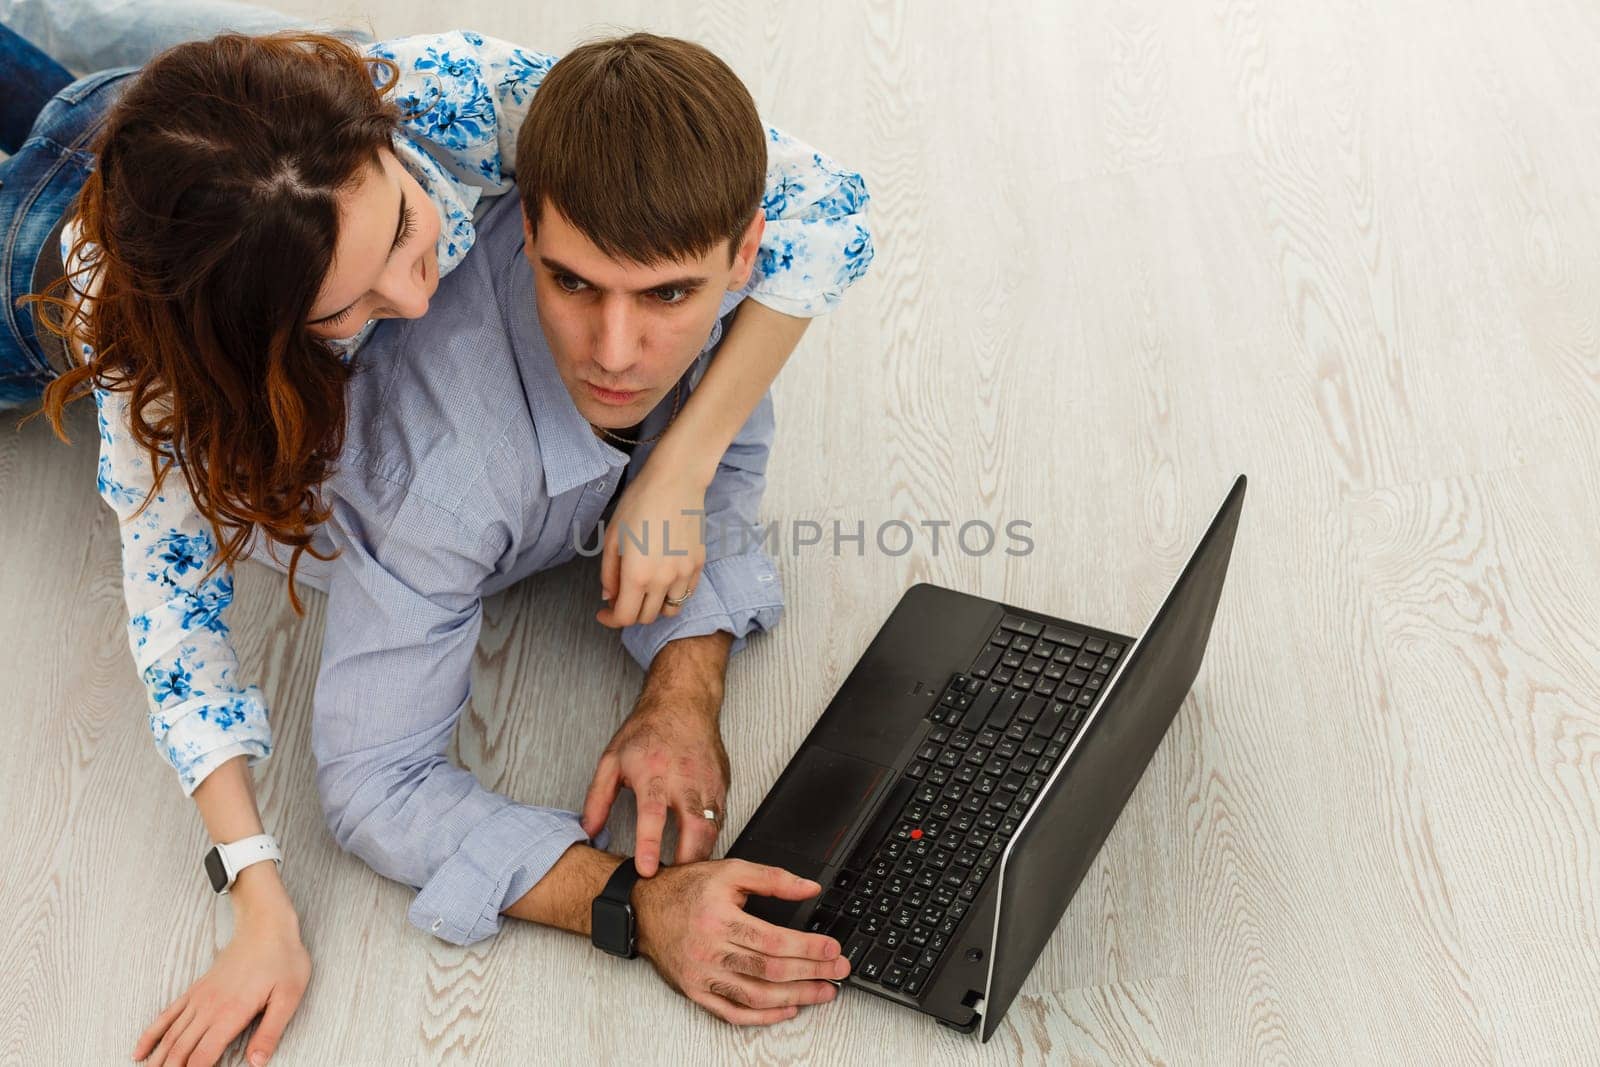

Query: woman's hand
left=134, top=865, right=310, bottom=1067
left=596, top=464, right=708, bottom=629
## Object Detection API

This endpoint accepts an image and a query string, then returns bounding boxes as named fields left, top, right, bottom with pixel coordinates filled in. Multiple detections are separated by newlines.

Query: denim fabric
left=0, top=21, right=73, bottom=152
left=0, top=66, right=134, bottom=409
left=0, top=0, right=320, bottom=73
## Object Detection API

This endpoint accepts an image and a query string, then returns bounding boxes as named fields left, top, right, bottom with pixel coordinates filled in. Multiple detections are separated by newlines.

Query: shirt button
left=431, top=917, right=443, bottom=932
left=593, top=480, right=608, bottom=491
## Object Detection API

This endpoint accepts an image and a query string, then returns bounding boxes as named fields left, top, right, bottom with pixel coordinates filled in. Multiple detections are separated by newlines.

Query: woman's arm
left=593, top=304, right=808, bottom=626
left=649, top=303, right=811, bottom=487
left=132, top=756, right=310, bottom=1067
left=72, top=289, right=308, bottom=1060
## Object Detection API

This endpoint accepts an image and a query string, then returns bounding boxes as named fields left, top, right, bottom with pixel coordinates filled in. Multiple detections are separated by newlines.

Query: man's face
left=522, top=203, right=764, bottom=430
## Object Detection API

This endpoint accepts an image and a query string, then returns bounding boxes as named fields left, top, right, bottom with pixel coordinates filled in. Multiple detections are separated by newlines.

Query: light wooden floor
left=4, top=0, right=1599, bottom=1063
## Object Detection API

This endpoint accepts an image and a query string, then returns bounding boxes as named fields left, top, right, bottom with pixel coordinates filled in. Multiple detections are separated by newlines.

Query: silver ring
left=702, top=807, right=719, bottom=822
left=665, top=587, right=693, bottom=607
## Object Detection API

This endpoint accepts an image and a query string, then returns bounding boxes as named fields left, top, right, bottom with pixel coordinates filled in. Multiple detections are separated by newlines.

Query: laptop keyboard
left=802, top=613, right=1125, bottom=1000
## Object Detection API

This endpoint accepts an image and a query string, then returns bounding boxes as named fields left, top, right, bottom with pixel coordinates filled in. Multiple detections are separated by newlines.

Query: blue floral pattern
left=67, top=29, right=874, bottom=797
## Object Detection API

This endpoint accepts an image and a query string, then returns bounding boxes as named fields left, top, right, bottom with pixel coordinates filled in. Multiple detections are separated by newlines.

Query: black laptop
left=728, top=475, right=1247, bottom=1039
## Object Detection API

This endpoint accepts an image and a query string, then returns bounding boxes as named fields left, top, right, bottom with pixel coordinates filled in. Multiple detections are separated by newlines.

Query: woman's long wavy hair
left=29, top=32, right=402, bottom=612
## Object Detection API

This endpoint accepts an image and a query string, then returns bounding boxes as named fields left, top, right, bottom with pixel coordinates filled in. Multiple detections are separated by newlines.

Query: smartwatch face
left=591, top=898, right=634, bottom=957
left=204, top=847, right=228, bottom=892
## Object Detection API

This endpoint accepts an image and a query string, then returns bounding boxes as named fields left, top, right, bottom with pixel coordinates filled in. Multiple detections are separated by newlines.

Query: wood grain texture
left=3, top=0, right=1599, bottom=1063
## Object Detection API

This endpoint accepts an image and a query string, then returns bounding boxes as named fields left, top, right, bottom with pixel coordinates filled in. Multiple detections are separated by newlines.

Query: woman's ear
left=727, top=211, right=766, bottom=290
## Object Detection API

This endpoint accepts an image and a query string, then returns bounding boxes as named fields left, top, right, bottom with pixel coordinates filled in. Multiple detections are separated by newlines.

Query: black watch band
left=591, top=857, right=642, bottom=959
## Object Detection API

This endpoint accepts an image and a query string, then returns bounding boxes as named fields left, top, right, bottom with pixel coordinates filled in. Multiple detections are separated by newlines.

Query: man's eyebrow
left=539, top=256, right=708, bottom=294
left=307, top=180, right=408, bottom=326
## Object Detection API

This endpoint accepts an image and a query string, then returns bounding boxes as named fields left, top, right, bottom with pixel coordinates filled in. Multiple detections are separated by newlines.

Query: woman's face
left=305, top=147, right=441, bottom=340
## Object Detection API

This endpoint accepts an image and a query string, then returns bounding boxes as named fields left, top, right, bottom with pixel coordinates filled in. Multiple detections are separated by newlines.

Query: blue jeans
left=0, top=26, right=133, bottom=408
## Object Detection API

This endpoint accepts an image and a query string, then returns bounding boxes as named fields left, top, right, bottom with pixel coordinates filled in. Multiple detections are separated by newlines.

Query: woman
left=1, top=19, right=872, bottom=1067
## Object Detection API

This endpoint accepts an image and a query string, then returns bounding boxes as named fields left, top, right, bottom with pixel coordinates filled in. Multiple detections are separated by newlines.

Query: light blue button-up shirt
left=302, top=191, right=784, bottom=946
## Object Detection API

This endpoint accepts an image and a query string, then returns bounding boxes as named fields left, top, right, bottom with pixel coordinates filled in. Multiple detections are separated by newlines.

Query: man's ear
left=521, top=202, right=537, bottom=261
left=727, top=211, right=766, bottom=291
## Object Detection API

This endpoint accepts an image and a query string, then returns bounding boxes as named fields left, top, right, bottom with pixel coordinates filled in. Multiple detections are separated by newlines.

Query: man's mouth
left=587, top=382, right=641, bottom=406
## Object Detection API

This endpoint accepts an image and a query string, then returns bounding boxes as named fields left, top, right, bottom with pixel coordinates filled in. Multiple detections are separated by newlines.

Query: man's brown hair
left=515, top=32, right=767, bottom=266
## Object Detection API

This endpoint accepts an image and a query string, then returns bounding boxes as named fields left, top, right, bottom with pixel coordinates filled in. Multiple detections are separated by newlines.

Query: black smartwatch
left=591, top=857, right=643, bottom=959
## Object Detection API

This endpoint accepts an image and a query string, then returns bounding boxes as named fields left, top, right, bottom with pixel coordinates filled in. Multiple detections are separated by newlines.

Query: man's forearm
left=640, top=630, right=734, bottom=720
left=506, top=632, right=735, bottom=930
left=502, top=843, right=627, bottom=933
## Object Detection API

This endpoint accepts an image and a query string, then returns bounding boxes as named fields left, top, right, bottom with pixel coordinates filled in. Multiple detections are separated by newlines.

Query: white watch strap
left=216, top=833, right=282, bottom=893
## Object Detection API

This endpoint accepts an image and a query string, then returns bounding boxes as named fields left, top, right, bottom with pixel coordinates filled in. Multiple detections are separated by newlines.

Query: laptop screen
left=979, top=475, right=1246, bottom=1041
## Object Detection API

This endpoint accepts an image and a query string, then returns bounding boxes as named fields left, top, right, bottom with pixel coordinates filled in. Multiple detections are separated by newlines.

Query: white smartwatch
left=203, top=833, right=282, bottom=894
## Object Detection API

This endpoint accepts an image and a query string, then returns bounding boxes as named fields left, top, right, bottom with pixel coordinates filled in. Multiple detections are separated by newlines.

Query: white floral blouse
left=71, top=30, right=875, bottom=795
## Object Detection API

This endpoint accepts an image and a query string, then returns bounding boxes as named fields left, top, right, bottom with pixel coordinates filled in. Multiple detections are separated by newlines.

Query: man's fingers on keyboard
left=720, top=948, right=851, bottom=983
left=727, top=914, right=839, bottom=963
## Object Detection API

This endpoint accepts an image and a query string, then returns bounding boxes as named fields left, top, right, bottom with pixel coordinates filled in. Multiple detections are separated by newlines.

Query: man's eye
left=652, top=286, right=692, bottom=306
left=555, top=273, right=588, bottom=294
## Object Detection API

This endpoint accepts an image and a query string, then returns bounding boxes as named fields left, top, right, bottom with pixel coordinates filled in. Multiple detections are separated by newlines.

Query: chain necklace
left=589, top=377, right=687, bottom=447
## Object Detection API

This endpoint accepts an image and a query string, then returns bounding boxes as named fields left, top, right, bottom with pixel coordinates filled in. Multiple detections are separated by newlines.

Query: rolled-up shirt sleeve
left=311, top=460, right=602, bottom=947
left=620, top=389, right=784, bottom=671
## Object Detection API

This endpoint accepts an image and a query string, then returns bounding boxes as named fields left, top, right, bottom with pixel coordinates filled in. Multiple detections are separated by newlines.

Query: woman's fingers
left=187, top=1006, right=258, bottom=1067
left=636, top=582, right=669, bottom=626
left=600, top=522, right=622, bottom=603
left=133, top=994, right=189, bottom=1060
left=163, top=1010, right=209, bottom=1066
left=146, top=1000, right=197, bottom=1066
left=244, top=983, right=306, bottom=1067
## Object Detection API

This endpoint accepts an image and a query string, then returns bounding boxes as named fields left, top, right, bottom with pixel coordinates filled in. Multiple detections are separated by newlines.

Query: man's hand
left=582, top=692, right=729, bottom=876
left=583, top=633, right=734, bottom=875
left=634, top=859, right=850, bottom=1025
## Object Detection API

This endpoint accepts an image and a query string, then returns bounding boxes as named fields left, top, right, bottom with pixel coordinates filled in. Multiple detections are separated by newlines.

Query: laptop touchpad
left=746, top=747, right=889, bottom=865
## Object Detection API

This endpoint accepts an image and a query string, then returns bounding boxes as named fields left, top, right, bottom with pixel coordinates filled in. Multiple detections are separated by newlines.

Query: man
left=308, top=34, right=871, bottom=1024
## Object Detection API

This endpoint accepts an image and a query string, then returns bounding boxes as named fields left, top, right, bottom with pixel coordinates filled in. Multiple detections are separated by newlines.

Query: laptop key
left=859, top=947, right=891, bottom=981
left=970, top=646, right=1001, bottom=678
left=1084, top=637, right=1106, bottom=655
left=960, top=684, right=1003, bottom=732
left=904, top=966, right=931, bottom=996
left=882, top=964, right=908, bottom=990
left=843, top=934, right=873, bottom=969
left=1032, top=701, right=1068, bottom=738
left=1000, top=614, right=1028, bottom=633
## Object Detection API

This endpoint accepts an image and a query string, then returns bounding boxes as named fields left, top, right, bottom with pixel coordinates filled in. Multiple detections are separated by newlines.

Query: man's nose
left=591, top=297, right=638, bottom=374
